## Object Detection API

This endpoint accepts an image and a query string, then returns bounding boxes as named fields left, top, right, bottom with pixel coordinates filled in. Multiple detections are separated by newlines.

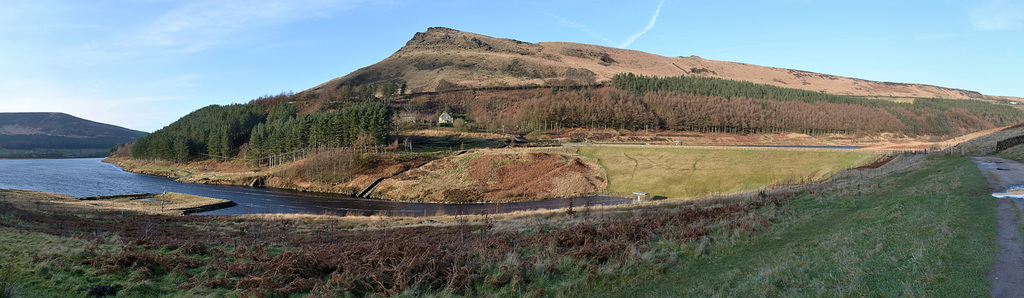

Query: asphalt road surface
left=972, top=156, right=1024, bottom=297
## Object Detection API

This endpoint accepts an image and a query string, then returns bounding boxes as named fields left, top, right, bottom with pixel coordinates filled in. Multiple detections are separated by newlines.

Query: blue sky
left=2, top=0, right=1022, bottom=132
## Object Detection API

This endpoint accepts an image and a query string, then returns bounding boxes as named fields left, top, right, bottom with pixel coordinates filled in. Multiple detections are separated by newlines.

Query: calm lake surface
left=0, top=158, right=631, bottom=216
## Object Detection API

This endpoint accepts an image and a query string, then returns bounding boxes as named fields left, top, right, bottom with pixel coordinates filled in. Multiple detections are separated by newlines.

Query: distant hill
left=0, top=113, right=148, bottom=158
left=283, top=27, right=1024, bottom=138
left=130, top=27, right=1024, bottom=165
left=308, top=27, right=1021, bottom=102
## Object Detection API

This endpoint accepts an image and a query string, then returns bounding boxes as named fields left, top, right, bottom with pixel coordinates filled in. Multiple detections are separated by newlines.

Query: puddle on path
left=993, top=186, right=1024, bottom=199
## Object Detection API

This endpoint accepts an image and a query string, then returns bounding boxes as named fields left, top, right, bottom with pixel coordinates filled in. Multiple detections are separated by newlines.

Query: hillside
left=0, top=112, right=148, bottom=158
left=307, top=27, right=1021, bottom=102
left=132, top=27, right=1024, bottom=167
left=115, top=27, right=1024, bottom=199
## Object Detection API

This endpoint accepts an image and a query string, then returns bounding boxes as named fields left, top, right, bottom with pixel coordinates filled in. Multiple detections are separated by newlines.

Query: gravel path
left=972, top=156, right=1024, bottom=297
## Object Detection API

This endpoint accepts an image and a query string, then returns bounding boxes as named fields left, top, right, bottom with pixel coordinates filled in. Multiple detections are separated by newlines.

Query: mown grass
left=579, top=146, right=874, bottom=198
left=586, top=155, right=997, bottom=296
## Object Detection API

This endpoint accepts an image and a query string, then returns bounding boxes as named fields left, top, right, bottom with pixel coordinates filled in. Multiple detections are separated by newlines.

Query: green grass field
left=579, top=146, right=874, bottom=199
left=0, top=155, right=999, bottom=296
left=582, top=155, right=997, bottom=296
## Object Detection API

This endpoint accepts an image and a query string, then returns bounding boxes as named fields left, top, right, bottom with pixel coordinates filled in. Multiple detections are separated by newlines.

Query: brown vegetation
left=0, top=187, right=784, bottom=296
left=1, top=145, right=929, bottom=296
left=0, top=189, right=233, bottom=216
left=396, top=86, right=1015, bottom=138
left=374, top=148, right=607, bottom=202
left=106, top=150, right=436, bottom=196
left=308, top=27, right=1021, bottom=101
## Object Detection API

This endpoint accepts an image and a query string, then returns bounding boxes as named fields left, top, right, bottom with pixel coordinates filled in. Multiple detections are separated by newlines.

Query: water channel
left=0, top=158, right=632, bottom=216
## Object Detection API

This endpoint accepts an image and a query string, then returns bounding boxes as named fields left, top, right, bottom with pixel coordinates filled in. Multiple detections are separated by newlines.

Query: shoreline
left=0, top=189, right=237, bottom=216
left=102, top=155, right=621, bottom=205
left=101, top=143, right=887, bottom=206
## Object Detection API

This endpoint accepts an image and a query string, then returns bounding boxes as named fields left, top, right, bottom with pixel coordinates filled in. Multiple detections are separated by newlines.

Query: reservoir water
left=0, top=158, right=631, bottom=216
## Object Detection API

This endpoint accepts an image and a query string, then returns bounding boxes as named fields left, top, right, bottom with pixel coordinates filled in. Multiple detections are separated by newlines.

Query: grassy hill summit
left=308, top=27, right=1021, bottom=102
left=0, top=112, right=148, bottom=158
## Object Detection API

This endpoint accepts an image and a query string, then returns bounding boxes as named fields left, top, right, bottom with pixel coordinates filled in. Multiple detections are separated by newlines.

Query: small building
left=633, top=191, right=650, bottom=202
left=396, top=112, right=418, bottom=123
left=438, top=112, right=454, bottom=124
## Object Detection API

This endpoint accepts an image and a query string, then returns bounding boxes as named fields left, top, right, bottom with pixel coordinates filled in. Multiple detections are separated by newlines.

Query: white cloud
left=970, top=0, right=1024, bottom=30
left=131, top=0, right=370, bottom=52
left=620, top=0, right=665, bottom=48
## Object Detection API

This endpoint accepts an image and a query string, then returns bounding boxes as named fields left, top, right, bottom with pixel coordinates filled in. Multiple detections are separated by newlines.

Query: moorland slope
left=308, top=27, right=1021, bottom=102
left=0, top=113, right=147, bottom=158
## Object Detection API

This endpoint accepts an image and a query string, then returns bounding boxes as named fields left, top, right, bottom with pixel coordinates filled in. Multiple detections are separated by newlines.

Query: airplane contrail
left=620, top=0, right=666, bottom=48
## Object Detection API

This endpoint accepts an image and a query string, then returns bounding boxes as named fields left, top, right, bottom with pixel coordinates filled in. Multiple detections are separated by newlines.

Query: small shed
left=438, top=112, right=454, bottom=124
left=633, top=191, right=650, bottom=202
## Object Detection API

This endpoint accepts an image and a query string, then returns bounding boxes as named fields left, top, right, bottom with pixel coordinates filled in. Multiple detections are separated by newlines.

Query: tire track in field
left=622, top=151, right=639, bottom=184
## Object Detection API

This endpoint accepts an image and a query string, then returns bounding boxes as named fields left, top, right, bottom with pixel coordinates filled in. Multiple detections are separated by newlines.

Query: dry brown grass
left=0, top=189, right=233, bottom=216
left=372, top=147, right=606, bottom=202
left=952, top=125, right=1024, bottom=155
left=405, top=128, right=506, bottom=139
left=106, top=151, right=435, bottom=196
left=247, top=152, right=917, bottom=235
left=1, top=183, right=785, bottom=296
left=0, top=147, right=975, bottom=296
left=310, top=27, right=1019, bottom=101
left=579, top=146, right=875, bottom=199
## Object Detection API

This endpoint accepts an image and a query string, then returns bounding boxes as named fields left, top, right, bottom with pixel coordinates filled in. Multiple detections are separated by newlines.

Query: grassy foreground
left=579, top=146, right=874, bottom=198
left=0, top=155, right=998, bottom=296
left=592, top=155, right=997, bottom=296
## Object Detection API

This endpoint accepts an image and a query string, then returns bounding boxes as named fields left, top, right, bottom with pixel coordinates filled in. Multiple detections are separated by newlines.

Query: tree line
left=130, top=99, right=393, bottom=164
left=608, top=73, right=1024, bottom=135
left=131, top=104, right=264, bottom=162
left=0, top=135, right=135, bottom=150
left=247, top=102, right=393, bottom=165
left=425, top=82, right=1022, bottom=136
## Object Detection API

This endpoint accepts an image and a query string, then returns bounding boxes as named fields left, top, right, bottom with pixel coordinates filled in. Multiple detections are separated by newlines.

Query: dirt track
left=971, top=157, right=1024, bottom=297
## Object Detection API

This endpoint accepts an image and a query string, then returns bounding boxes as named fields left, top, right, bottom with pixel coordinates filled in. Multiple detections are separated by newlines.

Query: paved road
left=972, top=156, right=1024, bottom=297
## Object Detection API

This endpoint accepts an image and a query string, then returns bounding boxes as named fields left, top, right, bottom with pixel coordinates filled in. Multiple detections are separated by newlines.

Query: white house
left=438, top=112, right=454, bottom=124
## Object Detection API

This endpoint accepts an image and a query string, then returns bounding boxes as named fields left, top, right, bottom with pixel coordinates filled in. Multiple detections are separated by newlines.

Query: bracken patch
left=2, top=189, right=786, bottom=296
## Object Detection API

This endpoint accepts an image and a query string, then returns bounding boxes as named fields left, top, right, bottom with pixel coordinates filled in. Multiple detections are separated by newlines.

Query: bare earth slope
left=307, top=27, right=1020, bottom=101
